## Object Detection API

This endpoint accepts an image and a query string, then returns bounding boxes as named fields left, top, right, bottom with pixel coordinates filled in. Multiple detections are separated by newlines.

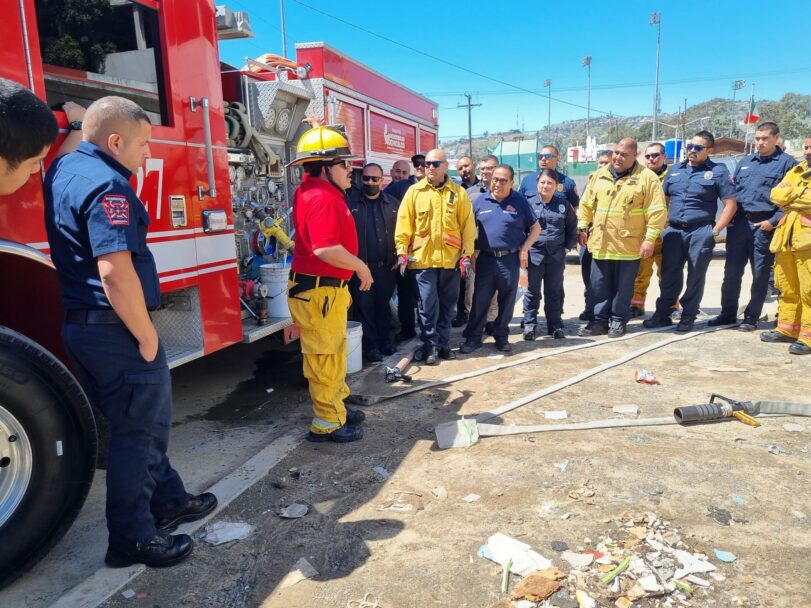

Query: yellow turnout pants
left=631, top=237, right=663, bottom=309
left=775, top=250, right=811, bottom=347
left=288, top=283, right=352, bottom=433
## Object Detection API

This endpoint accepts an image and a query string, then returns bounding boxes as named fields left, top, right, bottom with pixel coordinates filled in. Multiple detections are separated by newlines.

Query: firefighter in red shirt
left=287, top=126, right=373, bottom=443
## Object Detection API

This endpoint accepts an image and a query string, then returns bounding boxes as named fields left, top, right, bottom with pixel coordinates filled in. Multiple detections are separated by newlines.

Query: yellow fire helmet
left=286, top=125, right=357, bottom=168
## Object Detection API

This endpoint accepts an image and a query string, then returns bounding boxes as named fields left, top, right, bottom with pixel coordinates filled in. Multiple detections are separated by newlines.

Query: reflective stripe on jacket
left=577, top=163, right=666, bottom=261
left=771, top=161, right=811, bottom=253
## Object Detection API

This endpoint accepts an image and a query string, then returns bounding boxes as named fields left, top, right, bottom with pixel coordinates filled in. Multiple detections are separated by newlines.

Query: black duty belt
left=743, top=211, right=773, bottom=222
left=66, top=309, right=123, bottom=325
left=669, top=220, right=712, bottom=230
left=480, top=248, right=519, bottom=258
left=289, top=272, right=348, bottom=298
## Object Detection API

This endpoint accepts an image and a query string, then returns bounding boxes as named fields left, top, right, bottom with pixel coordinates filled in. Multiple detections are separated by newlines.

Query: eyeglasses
left=491, top=177, right=511, bottom=184
left=686, top=144, right=706, bottom=152
left=424, top=160, right=443, bottom=168
left=361, top=175, right=381, bottom=182
left=539, top=153, right=557, bottom=160
left=644, top=153, right=662, bottom=159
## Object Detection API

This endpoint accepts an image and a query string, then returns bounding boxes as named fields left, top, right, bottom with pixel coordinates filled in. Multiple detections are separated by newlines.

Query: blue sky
left=218, top=0, right=811, bottom=140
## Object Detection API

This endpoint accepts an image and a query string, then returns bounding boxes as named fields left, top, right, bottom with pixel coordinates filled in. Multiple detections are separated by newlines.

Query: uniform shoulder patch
left=704, top=171, right=714, bottom=180
left=101, top=194, right=130, bottom=226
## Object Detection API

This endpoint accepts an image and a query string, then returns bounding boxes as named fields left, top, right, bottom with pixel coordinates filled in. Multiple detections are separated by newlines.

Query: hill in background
left=440, top=93, right=811, bottom=159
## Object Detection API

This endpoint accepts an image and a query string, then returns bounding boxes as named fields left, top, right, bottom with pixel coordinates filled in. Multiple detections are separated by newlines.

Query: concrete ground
left=3, top=256, right=809, bottom=608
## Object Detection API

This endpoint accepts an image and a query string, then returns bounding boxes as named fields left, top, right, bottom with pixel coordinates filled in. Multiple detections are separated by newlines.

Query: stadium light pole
left=544, top=79, right=551, bottom=142
left=650, top=12, right=661, bottom=141
left=582, top=56, right=592, bottom=142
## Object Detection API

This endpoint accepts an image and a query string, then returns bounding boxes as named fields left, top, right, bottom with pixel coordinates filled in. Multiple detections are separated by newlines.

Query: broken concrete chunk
left=202, top=521, right=255, bottom=545
left=561, top=550, right=594, bottom=569
left=431, top=486, right=448, bottom=501
left=613, top=404, right=640, bottom=416
left=462, top=493, right=480, bottom=503
left=639, top=574, right=662, bottom=592
left=278, top=557, right=319, bottom=589
left=545, top=410, right=568, bottom=420
left=783, top=423, right=804, bottom=432
left=278, top=503, right=309, bottom=519
left=575, top=589, right=597, bottom=608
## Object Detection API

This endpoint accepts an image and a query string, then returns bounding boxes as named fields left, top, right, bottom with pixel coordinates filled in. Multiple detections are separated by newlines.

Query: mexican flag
left=744, top=96, right=759, bottom=124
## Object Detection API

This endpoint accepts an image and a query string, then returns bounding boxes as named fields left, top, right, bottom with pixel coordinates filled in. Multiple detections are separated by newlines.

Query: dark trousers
left=415, top=268, right=460, bottom=349
left=350, top=263, right=397, bottom=351
left=395, top=269, right=418, bottom=336
left=580, top=245, right=594, bottom=318
left=522, top=255, right=565, bottom=331
left=466, top=252, right=519, bottom=342
left=654, top=224, right=715, bottom=320
left=720, top=216, right=775, bottom=320
left=591, top=258, right=641, bottom=324
left=62, top=321, right=186, bottom=550
left=456, top=276, right=468, bottom=318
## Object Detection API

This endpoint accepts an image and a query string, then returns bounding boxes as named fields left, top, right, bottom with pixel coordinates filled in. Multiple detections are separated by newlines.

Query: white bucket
left=260, top=263, right=290, bottom=318
left=346, top=321, right=363, bottom=374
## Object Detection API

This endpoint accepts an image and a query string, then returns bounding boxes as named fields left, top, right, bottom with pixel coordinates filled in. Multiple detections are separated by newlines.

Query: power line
left=424, top=67, right=811, bottom=98
left=291, top=0, right=615, bottom=116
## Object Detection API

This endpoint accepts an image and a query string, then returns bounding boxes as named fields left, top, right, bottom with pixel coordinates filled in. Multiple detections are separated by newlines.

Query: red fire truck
left=0, top=0, right=437, bottom=585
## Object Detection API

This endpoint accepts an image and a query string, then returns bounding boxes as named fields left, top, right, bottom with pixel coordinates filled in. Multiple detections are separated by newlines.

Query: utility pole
left=279, top=0, right=288, bottom=57
left=731, top=79, right=746, bottom=137
left=544, top=79, right=552, bottom=142
left=458, top=93, right=481, bottom=159
left=582, top=56, right=592, bottom=142
left=650, top=12, right=661, bottom=141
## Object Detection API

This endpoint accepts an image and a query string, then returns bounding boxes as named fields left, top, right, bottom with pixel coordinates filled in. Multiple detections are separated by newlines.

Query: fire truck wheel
left=0, top=326, right=97, bottom=588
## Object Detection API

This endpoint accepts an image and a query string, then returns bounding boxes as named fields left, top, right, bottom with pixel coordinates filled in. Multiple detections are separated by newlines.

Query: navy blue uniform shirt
left=44, top=141, right=160, bottom=311
left=383, top=175, right=416, bottom=202
left=664, top=159, right=737, bottom=226
left=518, top=170, right=580, bottom=208
left=734, top=147, right=796, bottom=223
left=528, top=192, right=578, bottom=262
left=473, top=189, right=537, bottom=251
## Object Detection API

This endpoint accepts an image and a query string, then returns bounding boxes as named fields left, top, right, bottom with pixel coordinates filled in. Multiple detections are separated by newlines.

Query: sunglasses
left=686, top=144, right=706, bottom=152
left=328, top=160, right=351, bottom=170
left=424, top=160, right=443, bottom=168
left=361, top=175, right=381, bottom=182
left=539, top=153, right=556, bottom=160
left=644, top=153, right=662, bottom=159
left=413, top=160, right=426, bottom=168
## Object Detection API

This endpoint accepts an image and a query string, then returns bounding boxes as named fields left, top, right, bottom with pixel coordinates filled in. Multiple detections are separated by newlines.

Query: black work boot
left=105, top=532, right=193, bottom=568
left=760, top=330, right=795, bottom=343
left=578, top=321, right=608, bottom=337
left=607, top=320, right=626, bottom=338
left=643, top=315, right=673, bottom=329
left=156, top=493, right=218, bottom=532
left=345, top=408, right=366, bottom=425
left=708, top=314, right=737, bottom=326
left=307, top=425, right=363, bottom=443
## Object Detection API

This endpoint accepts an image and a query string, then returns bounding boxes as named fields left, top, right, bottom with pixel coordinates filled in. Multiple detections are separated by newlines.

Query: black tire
left=0, top=326, right=97, bottom=588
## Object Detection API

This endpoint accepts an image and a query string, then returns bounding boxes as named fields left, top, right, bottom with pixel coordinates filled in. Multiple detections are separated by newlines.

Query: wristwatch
left=68, top=120, right=82, bottom=131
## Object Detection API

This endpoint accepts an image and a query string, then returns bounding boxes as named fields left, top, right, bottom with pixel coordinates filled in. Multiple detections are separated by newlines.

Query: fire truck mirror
left=202, top=209, right=228, bottom=233
left=169, top=195, right=187, bottom=228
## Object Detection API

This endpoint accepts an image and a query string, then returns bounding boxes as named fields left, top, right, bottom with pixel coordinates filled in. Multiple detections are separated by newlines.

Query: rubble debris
left=731, top=496, right=745, bottom=505
left=376, top=492, right=424, bottom=513
left=278, top=557, right=319, bottom=589
left=713, top=549, right=737, bottom=563
left=612, top=405, right=639, bottom=416
left=510, top=569, right=562, bottom=602
left=554, top=460, right=570, bottom=473
left=783, top=423, right=804, bottom=432
left=768, top=444, right=781, bottom=455
left=707, top=505, right=732, bottom=526
left=562, top=550, right=594, bottom=569
left=431, top=486, right=448, bottom=501
left=372, top=465, right=390, bottom=479
left=477, top=532, right=552, bottom=577
left=462, top=493, right=481, bottom=503
left=201, top=521, right=254, bottom=545
left=551, top=540, right=569, bottom=552
left=121, top=589, right=136, bottom=599
left=545, top=410, right=569, bottom=420
left=278, top=503, right=309, bottom=519
left=435, top=418, right=479, bottom=449
left=634, top=369, right=660, bottom=384
left=552, top=512, right=731, bottom=606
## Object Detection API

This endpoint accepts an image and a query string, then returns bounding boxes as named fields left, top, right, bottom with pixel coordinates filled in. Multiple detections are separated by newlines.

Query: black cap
left=411, top=153, right=426, bottom=163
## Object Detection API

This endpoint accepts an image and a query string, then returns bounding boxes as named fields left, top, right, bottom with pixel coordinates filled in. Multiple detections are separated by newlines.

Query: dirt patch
left=101, top=261, right=811, bottom=608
